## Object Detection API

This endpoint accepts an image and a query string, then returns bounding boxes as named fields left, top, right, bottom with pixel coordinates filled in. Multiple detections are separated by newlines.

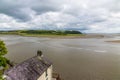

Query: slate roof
left=4, top=56, right=52, bottom=80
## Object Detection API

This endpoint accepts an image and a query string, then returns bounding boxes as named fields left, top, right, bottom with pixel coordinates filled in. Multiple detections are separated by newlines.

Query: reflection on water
left=0, top=35, right=120, bottom=80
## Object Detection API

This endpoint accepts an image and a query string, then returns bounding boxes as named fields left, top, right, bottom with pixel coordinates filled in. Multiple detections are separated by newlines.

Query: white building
left=4, top=51, right=53, bottom=80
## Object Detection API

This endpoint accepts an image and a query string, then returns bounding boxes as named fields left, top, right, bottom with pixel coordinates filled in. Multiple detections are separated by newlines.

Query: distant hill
left=0, top=30, right=82, bottom=35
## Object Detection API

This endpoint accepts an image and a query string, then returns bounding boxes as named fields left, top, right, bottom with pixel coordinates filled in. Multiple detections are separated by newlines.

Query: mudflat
left=0, top=34, right=120, bottom=80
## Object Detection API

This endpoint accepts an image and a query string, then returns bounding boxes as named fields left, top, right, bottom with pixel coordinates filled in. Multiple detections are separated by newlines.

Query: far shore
left=0, top=34, right=105, bottom=39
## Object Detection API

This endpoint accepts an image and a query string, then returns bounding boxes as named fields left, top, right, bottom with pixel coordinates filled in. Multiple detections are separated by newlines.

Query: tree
left=0, top=40, right=8, bottom=67
left=0, top=40, right=8, bottom=80
left=64, top=30, right=82, bottom=34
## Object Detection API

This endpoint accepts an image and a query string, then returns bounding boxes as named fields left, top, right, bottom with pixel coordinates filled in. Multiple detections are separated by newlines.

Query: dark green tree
left=0, top=40, right=8, bottom=80
left=0, top=40, right=8, bottom=67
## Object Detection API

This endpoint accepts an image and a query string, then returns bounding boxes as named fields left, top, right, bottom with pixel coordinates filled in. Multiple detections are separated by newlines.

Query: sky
left=0, top=0, right=120, bottom=33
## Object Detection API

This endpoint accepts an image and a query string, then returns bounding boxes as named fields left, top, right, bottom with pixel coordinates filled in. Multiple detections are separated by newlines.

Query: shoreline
left=0, top=34, right=105, bottom=39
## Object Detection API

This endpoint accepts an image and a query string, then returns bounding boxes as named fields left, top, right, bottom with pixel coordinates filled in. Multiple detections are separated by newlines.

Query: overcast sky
left=0, top=0, right=120, bottom=33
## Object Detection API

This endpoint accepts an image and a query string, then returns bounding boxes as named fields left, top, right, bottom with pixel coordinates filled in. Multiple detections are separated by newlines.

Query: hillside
left=0, top=30, right=84, bottom=38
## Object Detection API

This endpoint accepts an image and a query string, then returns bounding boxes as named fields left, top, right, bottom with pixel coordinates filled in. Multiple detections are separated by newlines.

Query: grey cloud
left=0, top=0, right=120, bottom=33
left=0, top=0, right=62, bottom=21
left=0, top=0, right=30, bottom=21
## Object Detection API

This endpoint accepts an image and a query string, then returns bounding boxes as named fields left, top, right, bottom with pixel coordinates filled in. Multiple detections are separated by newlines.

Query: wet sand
left=106, top=40, right=120, bottom=43
left=0, top=35, right=120, bottom=80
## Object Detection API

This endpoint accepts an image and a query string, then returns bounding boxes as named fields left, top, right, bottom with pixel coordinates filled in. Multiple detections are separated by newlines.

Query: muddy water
left=1, top=35, right=120, bottom=80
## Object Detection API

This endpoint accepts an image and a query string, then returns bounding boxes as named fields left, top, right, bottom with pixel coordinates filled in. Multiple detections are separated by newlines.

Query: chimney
left=37, top=50, right=43, bottom=57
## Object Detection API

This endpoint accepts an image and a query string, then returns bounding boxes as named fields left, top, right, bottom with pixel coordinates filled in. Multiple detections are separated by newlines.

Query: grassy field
left=0, top=33, right=86, bottom=39
left=0, top=30, right=86, bottom=38
left=17, top=33, right=85, bottom=38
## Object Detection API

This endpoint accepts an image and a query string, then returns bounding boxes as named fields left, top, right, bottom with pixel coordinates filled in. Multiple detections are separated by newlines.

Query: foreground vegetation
left=0, top=40, right=9, bottom=80
left=0, top=30, right=84, bottom=38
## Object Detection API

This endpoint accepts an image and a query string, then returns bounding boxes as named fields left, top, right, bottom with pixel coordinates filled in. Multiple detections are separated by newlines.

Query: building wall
left=37, top=65, right=52, bottom=80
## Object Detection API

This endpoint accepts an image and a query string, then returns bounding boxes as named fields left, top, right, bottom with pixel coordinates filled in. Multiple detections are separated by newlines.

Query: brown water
left=1, top=35, right=120, bottom=80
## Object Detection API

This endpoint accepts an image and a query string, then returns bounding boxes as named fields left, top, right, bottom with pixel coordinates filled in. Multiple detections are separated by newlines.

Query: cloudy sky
left=0, top=0, right=120, bottom=33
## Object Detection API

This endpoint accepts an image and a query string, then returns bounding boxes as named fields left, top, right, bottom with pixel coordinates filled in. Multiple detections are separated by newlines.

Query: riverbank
left=0, top=30, right=106, bottom=39
left=20, top=33, right=86, bottom=39
left=0, top=33, right=105, bottom=39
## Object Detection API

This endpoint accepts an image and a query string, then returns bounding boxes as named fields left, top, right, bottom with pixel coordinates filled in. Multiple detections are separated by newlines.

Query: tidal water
left=0, top=35, right=120, bottom=80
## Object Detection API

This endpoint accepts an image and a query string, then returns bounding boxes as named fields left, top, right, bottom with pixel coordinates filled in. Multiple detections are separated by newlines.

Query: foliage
left=0, top=75, right=4, bottom=80
left=0, top=40, right=8, bottom=68
left=64, top=30, right=82, bottom=34
left=0, top=56, right=8, bottom=67
left=0, top=40, right=7, bottom=55
left=0, top=40, right=8, bottom=80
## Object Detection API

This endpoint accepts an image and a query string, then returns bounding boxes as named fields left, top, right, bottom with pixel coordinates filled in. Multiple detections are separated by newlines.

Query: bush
left=0, top=40, right=8, bottom=79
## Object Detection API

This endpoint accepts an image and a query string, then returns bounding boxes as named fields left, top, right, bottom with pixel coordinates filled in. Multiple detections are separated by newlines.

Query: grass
left=18, top=33, right=85, bottom=38
left=0, top=32, right=85, bottom=38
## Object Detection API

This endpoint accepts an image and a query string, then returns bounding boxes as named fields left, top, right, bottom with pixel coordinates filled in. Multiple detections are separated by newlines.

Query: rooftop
left=4, top=53, right=52, bottom=80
